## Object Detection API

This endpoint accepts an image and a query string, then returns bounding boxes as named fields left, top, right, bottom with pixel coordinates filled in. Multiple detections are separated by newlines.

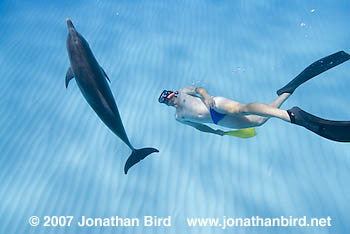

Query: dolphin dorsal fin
left=65, top=67, right=75, bottom=88
left=100, top=66, right=111, bottom=83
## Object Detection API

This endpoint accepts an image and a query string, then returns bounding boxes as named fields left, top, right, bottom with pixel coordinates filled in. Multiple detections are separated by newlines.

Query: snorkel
left=158, top=90, right=179, bottom=106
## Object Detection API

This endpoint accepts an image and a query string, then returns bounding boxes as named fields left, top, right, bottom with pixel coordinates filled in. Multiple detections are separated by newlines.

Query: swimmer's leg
left=277, top=51, right=350, bottom=95
left=238, top=101, right=291, bottom=122
left=268, top=93, right=291, bottom=108
left=287, top=107, right=350, bottom=142
left=245, top=93, right=291, bottom=125
left=214, top=95, right=292, bottom=123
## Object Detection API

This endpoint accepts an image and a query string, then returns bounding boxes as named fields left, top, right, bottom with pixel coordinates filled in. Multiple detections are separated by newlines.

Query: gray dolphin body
left=65, top=19, right=158, bottom=174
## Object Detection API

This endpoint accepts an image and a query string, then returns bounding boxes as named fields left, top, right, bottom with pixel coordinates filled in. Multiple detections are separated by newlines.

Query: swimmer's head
left=158, top=90, right=178, bottom=106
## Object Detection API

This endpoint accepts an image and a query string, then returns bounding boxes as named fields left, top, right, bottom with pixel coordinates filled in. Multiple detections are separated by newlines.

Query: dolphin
left=65, top=18, right=159, bottom=174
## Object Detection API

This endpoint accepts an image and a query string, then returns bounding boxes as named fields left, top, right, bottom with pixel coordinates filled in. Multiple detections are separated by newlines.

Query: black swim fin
left=277, top=51, right=350, bottom=95
left=287, top=106, right=350, bottom=142
left=124, top=148, right=159, bottom=174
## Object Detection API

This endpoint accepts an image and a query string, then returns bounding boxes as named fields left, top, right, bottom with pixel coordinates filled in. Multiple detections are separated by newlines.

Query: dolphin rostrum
left=65, top=18, right=159, bottom=174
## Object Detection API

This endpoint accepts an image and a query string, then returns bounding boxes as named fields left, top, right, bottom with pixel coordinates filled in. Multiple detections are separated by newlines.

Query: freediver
left=158, top=51, right=350, bottom=142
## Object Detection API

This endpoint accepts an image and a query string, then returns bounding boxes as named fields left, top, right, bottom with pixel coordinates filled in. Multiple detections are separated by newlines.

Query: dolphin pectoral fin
left=124, top=148, right=159, bottom=174
left=65, top=67, right=75, bottom=88
left=100, top=66, right=111, bottom=83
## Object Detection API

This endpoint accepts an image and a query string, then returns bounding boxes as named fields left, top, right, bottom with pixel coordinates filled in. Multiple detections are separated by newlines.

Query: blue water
left=1, top=0, right=350, bottom=233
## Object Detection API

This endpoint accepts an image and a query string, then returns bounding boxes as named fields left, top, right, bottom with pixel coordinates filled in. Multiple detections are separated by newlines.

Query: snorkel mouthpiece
left=167, top=92, right=176, bottom=99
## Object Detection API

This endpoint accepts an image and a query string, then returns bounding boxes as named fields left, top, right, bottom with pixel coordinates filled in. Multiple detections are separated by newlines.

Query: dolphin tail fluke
left=124, top=148, right=159, bottom=174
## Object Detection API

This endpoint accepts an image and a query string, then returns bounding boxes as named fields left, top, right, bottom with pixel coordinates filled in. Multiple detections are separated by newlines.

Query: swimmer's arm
left=179, top=120, right=224, bottom=136
left=194, top=87, right=210, bottom=98
left=180, top=86, right=198, bottom=95
left=181, top=86, right=210, bottom=97
left=194, top=87, right=215, bottom=109
left=181, top=86, right=215, bottom=108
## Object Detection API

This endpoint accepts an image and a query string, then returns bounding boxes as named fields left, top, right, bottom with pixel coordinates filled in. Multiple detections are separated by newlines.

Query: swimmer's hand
left=204, top=97, right=216, bottom=109
left=215, top=129, right=225, bottom=136
left=180, top=120, right=225, bottom=136
left=195, top=87, right=215, bottom=109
